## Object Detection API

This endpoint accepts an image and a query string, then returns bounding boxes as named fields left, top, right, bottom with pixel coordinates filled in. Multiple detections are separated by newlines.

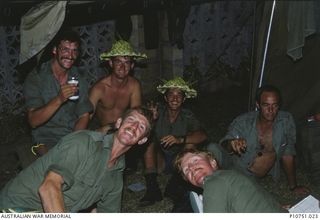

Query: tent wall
left=251, top=1, right=320, bottom=123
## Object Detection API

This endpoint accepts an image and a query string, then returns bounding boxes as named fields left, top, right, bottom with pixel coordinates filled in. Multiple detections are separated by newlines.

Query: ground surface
left=0, top=85, right=319, bottom=212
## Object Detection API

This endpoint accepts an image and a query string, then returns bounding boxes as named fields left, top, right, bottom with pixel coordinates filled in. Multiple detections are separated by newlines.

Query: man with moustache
left=0, top=107, right=153, bottom=213
left=23, top=29, right=93, bottom=157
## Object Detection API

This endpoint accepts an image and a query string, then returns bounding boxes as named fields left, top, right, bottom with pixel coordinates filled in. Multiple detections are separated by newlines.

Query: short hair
left=255, top=84, right=282, bottom=106
left=52, top=29, right=81, bottom=48
left=121, top=107, right=154, bottom=136
left=174, top=148, right=216, bottom=174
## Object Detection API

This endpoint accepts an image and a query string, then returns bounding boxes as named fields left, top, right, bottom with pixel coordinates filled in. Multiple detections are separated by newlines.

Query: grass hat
left=157, top=76, right=197, bottom=98
left=100, top=40, right=147, bottom=61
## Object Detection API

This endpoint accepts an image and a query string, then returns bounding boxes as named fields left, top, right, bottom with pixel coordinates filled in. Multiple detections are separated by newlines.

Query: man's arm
left=130, top=79, right=142, bottom=108
left=185, top=130, right=207, bottom=145
left=74, top=112, right=90, bottom=131
left=282, top=155, right=310, bottom=195
left=282, top=113, right=309, bottom=195
left=87, top=84, right=112, bottom=133
left=88, top=86, right=99, bottom=115
left=28, top=84, right=76, bottom=128
left=220, top=138, right=247, bottom=155
left=161, top=130, right=207, bottom=148
left=38, top=171, right=65, bottom=212
left=282, top=155, right=296, bottom=188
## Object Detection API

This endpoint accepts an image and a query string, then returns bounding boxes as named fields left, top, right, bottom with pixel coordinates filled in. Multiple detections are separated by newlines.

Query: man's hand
left=58, top=84, right=78, bottom=102
left=146, top=100, right=159, bottom=121
left=230, top=137, right=247, bottom=155
left=160, top=135, right=183, bottom=148
left=291, top=185, right=310, bottom=196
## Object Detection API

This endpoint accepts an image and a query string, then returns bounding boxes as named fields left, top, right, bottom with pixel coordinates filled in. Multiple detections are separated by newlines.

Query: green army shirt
left=154, top=105, right=203, bottom=153
left=220, top=111, right=296, bottom=180
left=0, top=131, right=124, bottom=213
left=23, top=61, right=93, bottom=148
left=203, top=170, right=285, bottom=212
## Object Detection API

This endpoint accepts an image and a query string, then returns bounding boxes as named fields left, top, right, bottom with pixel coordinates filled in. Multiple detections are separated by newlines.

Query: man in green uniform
left=23, top=29, right=93, bottom=157
left=175, top=148, right=286, bottom=213
left=219, top=85, right=309, bottom=195
left=0, top=107, right=153, bottom=213
left=140, top=77, right=209, bottom=212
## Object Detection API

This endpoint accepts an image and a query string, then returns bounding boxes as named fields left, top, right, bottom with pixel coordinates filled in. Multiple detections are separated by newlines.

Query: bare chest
left=98, top=86, right=131, bottom=111
left=257, top=122, right=273, bottom=149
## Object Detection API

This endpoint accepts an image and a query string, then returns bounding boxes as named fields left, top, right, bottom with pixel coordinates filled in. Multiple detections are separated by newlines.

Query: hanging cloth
left=287, top=1, right=316, bottom=61
left=19, top=1, right=67, bottom=64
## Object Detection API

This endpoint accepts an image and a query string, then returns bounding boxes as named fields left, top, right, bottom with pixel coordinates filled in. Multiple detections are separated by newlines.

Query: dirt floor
left=1, top=85, right=320, bottom=212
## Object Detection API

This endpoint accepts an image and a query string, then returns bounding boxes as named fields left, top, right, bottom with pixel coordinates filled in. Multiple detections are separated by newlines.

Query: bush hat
left=157, top=76, right=197, bottom=98
left=100, top=40, right=147, bottom=61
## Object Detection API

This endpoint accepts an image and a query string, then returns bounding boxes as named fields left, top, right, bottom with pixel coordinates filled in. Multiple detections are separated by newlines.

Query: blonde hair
left=174, top=148, right=216, bottom=174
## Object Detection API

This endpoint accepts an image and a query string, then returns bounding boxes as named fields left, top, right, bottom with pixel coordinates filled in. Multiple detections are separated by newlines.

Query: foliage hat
left=100, top=40, right=147, bottom=61
left=157, top=76, right=197, bottom=98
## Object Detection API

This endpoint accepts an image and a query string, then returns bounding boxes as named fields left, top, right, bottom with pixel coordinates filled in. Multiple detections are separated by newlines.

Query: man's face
left=164, top=88, right=185, bottom=110
left=53, top=40, right=79, bottom=70
left=180, top=153, right=217, bottom=187
left=109, top=56, right=134, bottom=79
left=116, top=110, right=149, bottom=146
left=256, top=91, right=280, bottom=122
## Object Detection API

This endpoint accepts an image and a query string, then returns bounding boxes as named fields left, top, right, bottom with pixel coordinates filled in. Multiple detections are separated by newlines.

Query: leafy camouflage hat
left=100, top=40, right=147, bottom=61
left=157, top=76, right=197, bottom=98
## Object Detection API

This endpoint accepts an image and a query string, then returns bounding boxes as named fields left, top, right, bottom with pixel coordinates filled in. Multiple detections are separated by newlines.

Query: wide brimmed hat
left=157, top=76, right=197, bottom=98
left=100, top=40, right=147, bottom=61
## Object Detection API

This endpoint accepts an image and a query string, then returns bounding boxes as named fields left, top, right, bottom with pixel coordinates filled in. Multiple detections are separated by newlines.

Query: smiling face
left=115, top=109, right=150, bottom=146
left=164, top=88, right=185, bottom=111
left=109, top=56, right=134, bottom=80
left=180, top=152, right=218, bottom=187
left=52, top=40, right=80, bottom=70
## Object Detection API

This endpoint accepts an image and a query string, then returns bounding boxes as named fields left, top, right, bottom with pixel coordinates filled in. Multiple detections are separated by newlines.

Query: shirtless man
left=88, top=40, right=147, bottom=133
left=85, top=40, right=147, bottom=170
left=220, top=85, right=309, bottom=196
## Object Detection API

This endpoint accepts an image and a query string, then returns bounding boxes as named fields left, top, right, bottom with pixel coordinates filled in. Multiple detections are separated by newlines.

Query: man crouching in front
left=175, top=148, right=286, bottom=213
left=0, top=107, right=153, bottom=213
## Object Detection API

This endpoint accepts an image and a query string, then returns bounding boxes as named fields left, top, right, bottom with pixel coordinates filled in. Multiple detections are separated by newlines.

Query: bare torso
left=248, top=120, right=276, bottom=177
left=90, top=74, right=142, bottom=126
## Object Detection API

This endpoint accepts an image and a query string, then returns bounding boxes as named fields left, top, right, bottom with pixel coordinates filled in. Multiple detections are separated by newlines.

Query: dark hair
left=255, top=84, right=282, bottom=106
left=37, top=29, right=82, bottom=65
left=52, top=29, right=81, bottom=48
left=122, top=107, right=154, bottom=136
